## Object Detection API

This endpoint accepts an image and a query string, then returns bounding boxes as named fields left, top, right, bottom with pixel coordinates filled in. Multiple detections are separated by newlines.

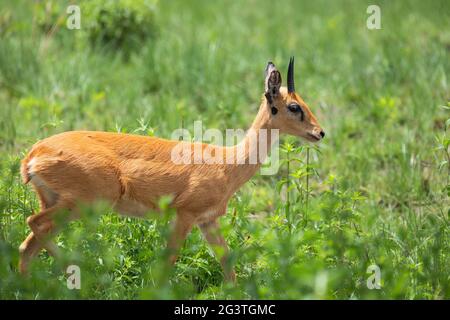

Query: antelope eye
left=288, top=104, right=301, bottom=113
left=287, top=104, right=305, bottom=121
left=288, top=104, right=302, bottom=113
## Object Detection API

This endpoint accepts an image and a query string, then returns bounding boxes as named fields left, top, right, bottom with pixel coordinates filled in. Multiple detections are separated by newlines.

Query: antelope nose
left=320, top=131, right=325, bottom=138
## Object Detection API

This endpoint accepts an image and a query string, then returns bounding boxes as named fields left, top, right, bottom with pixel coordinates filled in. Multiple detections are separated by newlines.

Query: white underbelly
left=114, top=197, right=154, bottom=217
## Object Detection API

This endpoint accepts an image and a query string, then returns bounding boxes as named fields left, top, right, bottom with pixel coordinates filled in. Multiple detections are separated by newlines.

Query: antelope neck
left=225, top=101, right=277, bottom=187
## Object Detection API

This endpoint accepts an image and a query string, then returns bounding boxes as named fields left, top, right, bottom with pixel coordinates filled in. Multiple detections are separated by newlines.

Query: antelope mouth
left=307, top=133, right=321, bottom=142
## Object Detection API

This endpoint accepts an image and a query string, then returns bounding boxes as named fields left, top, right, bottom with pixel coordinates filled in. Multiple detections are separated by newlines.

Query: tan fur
left=18, top=63, right=323, bottom=281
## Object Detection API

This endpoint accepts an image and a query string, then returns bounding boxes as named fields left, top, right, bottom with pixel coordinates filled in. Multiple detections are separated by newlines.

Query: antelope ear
left=264, top=61, right=281, bottom=103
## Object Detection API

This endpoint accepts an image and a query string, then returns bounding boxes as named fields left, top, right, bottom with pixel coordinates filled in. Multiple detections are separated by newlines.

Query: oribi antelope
left=19, top=58, right=324, bottom=281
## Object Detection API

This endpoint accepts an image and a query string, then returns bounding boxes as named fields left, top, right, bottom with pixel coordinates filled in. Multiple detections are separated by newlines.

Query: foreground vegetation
left=0, top=0, right=448, bottom=299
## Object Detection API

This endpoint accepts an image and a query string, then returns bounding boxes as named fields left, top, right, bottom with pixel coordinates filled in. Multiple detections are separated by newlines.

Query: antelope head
left=264, top=57, right=325, bottom=142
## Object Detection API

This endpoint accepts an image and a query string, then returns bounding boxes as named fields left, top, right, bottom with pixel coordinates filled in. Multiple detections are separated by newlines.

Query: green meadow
left=0, top=0, right=448, bottom=299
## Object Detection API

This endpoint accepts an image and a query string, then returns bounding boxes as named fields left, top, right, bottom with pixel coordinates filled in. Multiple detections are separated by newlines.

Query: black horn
left=287, top=56, right=295, bottom=93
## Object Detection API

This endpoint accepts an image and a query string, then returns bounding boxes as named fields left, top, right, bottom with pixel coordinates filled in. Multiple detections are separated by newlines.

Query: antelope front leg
left=167, top=214, right=194, bottom=265
left=199, top=220, right=236, bottom=282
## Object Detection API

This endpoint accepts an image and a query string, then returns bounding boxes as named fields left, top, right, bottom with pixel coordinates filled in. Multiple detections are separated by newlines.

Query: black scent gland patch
left=271, top=107, right=278, bottom=115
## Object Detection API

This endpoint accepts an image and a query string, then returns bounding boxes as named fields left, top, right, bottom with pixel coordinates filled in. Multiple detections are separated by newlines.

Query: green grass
left=0, top=0, right=449, bottom=299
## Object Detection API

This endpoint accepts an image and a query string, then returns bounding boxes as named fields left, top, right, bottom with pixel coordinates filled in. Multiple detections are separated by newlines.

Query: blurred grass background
left=0, top=0, right=449, bottom=299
